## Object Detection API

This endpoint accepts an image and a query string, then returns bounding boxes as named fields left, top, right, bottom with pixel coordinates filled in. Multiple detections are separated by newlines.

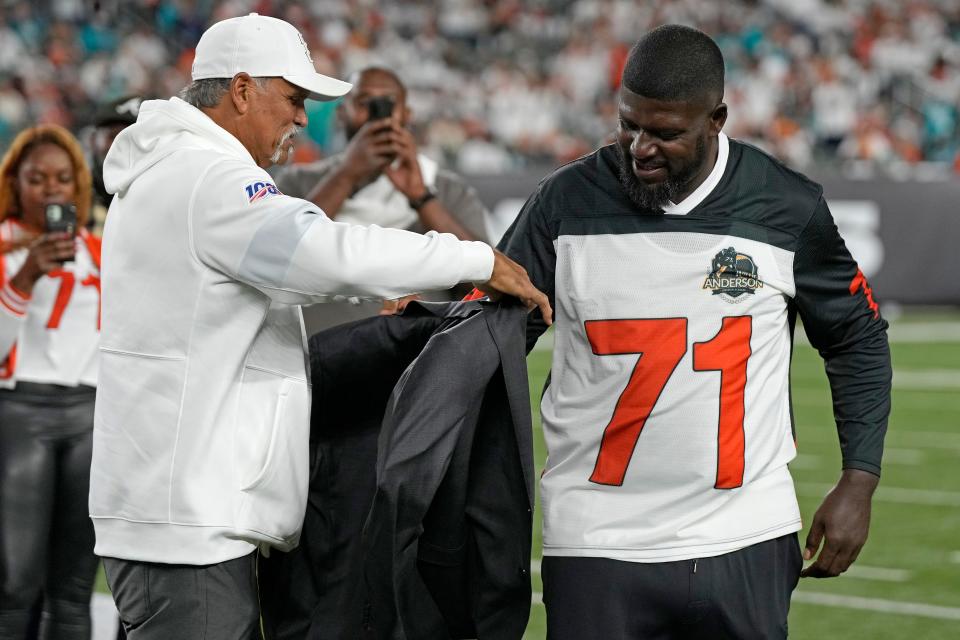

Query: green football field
left=93, top=310, right=960, bottom=639
left=522, top=310, right=960, bottom=639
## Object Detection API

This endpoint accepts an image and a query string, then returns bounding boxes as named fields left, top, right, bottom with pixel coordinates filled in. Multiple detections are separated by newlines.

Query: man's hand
left=800, top=468, right=878, bottom=578
left=475, top=250, right=552, bottom=325
left=383, top=128, right=426, bottom=200
left=379, top=294, right=421, bottom=316
left=309, top=118, right=406, bottom=217
left=340, top=117, right=403, bottom=183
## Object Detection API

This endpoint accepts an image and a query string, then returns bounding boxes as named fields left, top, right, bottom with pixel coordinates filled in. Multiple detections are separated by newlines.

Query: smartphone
left=367, top=96, right=395, bottom=122
left=45, top=203, right=77, bottom=234
left=44, top=203, right=77, bottom=262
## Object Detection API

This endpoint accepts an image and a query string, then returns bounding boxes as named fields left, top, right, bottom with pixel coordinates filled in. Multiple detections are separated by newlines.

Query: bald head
left=347, top=67, right=406, bottom=98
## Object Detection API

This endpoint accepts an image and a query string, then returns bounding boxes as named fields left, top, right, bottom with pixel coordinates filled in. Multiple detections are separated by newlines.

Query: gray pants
left=103, top=552, right=261, bottom=640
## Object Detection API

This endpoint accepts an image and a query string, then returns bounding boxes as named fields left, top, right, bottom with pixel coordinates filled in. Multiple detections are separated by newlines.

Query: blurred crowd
left=2, top=0, right=960, bottom=176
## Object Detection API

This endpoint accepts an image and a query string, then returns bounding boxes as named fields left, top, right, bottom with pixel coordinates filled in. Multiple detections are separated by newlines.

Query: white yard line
left=797, top=482, right=960, bottom=507
left=791, top=592, right=960, bottom=621
left=886, top=323, right=960, bottom=344
left=798, top=429, right=960, bottom=450
left=92, top=593, right=118, bottom=640
left=889, top=430, right=960, bottom=450
left=842, top=565, right=912, bottom=582
left=796, top=322, right=960, bottom=345
left=792, top=369, right=960, bottom=392
left=894, top=369, right=960, bottom=390
left=881, top=448, right=925, bottom=465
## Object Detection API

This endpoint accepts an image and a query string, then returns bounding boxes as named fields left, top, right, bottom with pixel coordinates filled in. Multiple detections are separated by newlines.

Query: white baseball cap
left=192, top=13, right=352, bottom=101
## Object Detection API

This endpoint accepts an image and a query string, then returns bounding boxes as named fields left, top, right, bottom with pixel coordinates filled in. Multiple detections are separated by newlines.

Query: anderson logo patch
left=703, top=247, right=763, bottom=302
left=244, top=181, right=282, bottom=204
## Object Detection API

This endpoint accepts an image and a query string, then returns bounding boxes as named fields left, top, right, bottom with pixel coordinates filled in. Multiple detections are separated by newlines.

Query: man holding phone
left=275, top=66, right=487, bottom=242
left=275, top=66, right=492, bottom=326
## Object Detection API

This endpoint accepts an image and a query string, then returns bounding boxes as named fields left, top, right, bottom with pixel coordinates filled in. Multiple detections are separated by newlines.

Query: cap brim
left=283, top=72, right=352, bottom=102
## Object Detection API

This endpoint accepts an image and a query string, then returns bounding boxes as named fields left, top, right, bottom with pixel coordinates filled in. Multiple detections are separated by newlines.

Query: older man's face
left=247, top=78, right=309, bottom=167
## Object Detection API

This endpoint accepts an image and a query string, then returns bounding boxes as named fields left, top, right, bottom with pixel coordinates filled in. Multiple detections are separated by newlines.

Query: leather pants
left=0, top=382, right=98, bottom=640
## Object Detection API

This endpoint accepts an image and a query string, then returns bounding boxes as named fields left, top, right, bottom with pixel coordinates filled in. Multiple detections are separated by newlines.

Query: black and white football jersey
left=500, top=133, right=891, bottom=561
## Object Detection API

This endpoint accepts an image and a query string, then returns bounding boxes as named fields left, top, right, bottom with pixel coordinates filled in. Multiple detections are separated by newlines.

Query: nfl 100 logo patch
left=702, top=247, right=764, bottom=303
left=245, top=181, right=282, bottom=204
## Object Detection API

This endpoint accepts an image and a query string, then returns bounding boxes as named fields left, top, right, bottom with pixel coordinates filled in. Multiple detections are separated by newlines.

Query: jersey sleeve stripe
left=0, top=282, right=29, bottom=316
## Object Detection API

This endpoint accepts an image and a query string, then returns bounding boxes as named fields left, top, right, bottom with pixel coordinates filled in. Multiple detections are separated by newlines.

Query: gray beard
left=616, top=137, right=706, bottom=213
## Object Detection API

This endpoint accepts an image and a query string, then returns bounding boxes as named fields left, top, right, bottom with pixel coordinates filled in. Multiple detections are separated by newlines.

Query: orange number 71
left=584, top=316, right=752, bottom=489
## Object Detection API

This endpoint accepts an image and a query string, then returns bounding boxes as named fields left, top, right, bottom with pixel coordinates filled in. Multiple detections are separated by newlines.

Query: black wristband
left=408, top=190, right=437, bottom=210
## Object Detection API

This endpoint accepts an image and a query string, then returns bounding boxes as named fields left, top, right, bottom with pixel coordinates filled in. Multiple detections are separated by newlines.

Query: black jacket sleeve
left=792, top=196, right=891, bottom=476
left=497, top=189, right=556, bottom=352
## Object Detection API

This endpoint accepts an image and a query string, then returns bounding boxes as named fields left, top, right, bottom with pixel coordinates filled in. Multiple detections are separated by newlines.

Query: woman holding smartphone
left=0, top=124, right=102, bottom=640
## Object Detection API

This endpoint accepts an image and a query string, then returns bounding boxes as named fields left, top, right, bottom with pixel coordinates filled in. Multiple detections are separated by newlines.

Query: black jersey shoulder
left=528, top=145, right=651, bottom=239
left=530, top=140, right=825, bottom=253
left=695, top=138, right=825, bottom=250
left=532, top=145, right=629, bottom=218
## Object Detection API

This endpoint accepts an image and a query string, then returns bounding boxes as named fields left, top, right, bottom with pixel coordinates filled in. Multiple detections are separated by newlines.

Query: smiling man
left=497, top=24, right=891, bottom=639
left=89, top=13, right=550, bottom=640
left=614, top=74, right=721, bottom=212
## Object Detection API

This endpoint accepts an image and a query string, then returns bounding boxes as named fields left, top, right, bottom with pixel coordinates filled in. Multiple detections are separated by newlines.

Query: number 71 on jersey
left=584, top=316, right=752, bottom=489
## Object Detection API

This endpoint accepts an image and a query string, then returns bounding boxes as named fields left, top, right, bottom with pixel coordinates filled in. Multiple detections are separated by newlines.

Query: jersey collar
left=662, top=132, right=729, bottom=216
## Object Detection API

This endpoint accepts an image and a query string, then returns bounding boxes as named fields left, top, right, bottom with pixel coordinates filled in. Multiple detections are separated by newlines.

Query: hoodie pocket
left=233, top=368, right=310, bottom=547
left=90, top=349, right=186, bottom=521
left=240, top=379, right=289, bottom=491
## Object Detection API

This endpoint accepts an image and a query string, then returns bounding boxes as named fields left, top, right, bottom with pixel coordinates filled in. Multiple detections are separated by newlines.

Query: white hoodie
left=89, top=98, right=493, bottom=564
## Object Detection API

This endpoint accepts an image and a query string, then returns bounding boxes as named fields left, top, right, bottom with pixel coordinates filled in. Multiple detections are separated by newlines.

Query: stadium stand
left=0, top=0, right=959, bottom=176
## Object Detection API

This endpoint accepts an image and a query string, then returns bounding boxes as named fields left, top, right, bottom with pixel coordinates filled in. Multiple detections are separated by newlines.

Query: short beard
left=616, top=136, right=707, bottom=213
left=270, top=125, right=303, bottom=165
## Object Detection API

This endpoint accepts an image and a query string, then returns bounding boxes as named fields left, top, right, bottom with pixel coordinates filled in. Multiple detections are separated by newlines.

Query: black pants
left=542, top=533, right=803, bottom=640
left=0, top=382, right=99, bottom=640
left=103, top=553, right=261, bottom=640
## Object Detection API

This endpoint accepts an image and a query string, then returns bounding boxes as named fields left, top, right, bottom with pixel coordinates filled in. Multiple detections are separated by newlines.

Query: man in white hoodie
left=89, top=13, right=550, bottom=640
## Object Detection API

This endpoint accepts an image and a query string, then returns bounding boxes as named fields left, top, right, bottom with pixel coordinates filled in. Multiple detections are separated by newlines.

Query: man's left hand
left=383, top=127, right=426, bottom=200
left=800, top=468, right=878, bottom=578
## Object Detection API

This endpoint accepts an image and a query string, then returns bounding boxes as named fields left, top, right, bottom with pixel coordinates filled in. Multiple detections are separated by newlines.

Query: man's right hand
left=475, top=250, right=553, bottom=325
left=305, top=117, right=408, bottom=218
left=340, top=117, right=402, bottom=182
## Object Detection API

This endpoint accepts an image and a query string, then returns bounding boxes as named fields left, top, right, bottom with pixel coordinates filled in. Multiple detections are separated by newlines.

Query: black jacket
left=260, top=301, right=534, bottom=640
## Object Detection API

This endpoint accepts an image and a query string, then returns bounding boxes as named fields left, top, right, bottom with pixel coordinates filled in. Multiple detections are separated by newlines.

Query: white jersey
left=498, top=134, right=889, bottom=562
left=541, top=229, right=800, bottom=561
left=0, top=219, right=101, bottom=389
